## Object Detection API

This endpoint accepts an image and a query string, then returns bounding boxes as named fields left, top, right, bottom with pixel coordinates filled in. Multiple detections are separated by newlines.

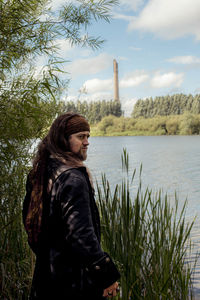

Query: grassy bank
left=91, top=113, right=200, bottom=136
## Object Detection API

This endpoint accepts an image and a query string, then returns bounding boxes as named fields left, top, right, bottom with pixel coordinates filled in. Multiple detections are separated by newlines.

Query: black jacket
left=23, top=159, right=120, bottom=300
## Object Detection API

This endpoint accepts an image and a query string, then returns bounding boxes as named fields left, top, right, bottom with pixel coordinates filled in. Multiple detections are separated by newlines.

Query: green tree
left=191, top=96, right=200, bottom=114
left=147, top=97, right=154, bottom=117
left=110, top=100, right=122, bottom=117
left=1, top=0, right=118, bottom=76
left=132, top=99, right=144, bottom=118
left=0, top=0, right=118, bottom=298
left=131, top=94, right=200, bottom=118
left=63, top=99, right=122, bottom=124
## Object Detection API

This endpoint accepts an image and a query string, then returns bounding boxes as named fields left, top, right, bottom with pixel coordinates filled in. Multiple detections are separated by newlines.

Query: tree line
left=132, top=94, right=200, bottom=118
left=63, top=99, right=122, bottom=124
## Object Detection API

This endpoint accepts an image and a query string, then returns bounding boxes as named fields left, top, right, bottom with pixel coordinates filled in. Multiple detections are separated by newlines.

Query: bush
left=98, top=115, right=117, bottom=133
left=92, top=114, right=200, bottom=136
left=113, top=117, right=126, bottom=132
left=180, top=113, right=200, bottom=135
left=126, top=118, right=137, bottom=131
left=166, top=116, right=180, bottom=135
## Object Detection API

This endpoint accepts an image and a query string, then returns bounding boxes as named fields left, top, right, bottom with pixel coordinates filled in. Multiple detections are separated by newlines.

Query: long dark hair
left=25, top=112, right=83, bottom=247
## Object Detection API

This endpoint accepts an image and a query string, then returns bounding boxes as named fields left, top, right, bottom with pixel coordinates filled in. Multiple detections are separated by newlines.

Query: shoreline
left=90, top=129, right=200, bottom=137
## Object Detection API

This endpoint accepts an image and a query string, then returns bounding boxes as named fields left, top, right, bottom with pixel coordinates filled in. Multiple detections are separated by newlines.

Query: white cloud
left=128, top=0, right=200, bottom=40
left=168, top=56, right=200, bottom=65
left=67, top=53, right=112, bottom=78
left=151, top=72, right=184, bottom=88
left=81, top=92, right=113, bottom=101
left=63, top=94, right=77, bottom=103
left=81, top=78, right=113, bottom=94
left=120, top=71, right=149, bottom=88
left=65, top=92, right=113, bottom=103
left=53, top=39, right=73, bottom=56
left=113, top=13, right=133, bottom=21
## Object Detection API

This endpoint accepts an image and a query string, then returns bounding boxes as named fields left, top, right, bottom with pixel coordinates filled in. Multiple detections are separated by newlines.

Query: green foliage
left=132, top=116, right=167, bottom=134
left=93, top=114, right=200, bottom=136
left=94, top=115, right=126, bottom=134
left=98, top=115, right=116, bottom=133
left=0, top=0, right=118, bottom=78
left=0, top=0, right=49, bottom=78
left=132, top=94, right=200, bottom=119
left=0, top=150, right=33, bottom=299
left=0, top=75, right=63, bottom=298
left=179, top=113, right=200, bottom=135
left=97, top=150, right=195, bottom=299
left=63, top=99, right=122, bottom=124
left=166, top=117, right=180, bottom=135
left=0, top=0, right=118, bottom=298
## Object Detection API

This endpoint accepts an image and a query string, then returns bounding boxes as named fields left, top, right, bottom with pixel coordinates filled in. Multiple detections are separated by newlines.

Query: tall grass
left=1, top=147, right=196, bottom=299
left=97, top=149, right=195, bottom=299
left=0, top=145, right=33, bottom=299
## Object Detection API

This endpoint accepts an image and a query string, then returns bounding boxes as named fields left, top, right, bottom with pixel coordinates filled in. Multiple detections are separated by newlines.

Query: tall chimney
left=113, top=59, right=119, bottom=101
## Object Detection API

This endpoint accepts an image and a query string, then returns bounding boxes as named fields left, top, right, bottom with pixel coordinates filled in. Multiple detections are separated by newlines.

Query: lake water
left=86, top=135, right=200, bottom=296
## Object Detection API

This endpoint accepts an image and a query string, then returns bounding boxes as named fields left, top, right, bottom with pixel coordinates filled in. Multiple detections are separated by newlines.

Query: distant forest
left=63, top=99, right=122, bottom=124
left=63, top=94, right=200, bottom=126
left=132, top=94, right=200, bottom=118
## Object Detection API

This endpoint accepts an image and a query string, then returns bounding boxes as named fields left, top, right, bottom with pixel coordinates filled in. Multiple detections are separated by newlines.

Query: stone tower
left=113, top=59, right=119, bottom=101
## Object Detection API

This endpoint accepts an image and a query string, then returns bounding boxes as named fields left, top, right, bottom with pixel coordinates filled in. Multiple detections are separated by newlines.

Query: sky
left=41, top=0, right=200, bottom=116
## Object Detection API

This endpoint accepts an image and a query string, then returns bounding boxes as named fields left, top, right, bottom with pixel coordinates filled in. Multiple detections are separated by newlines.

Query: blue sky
left=41, top=0, right=200, bottom=116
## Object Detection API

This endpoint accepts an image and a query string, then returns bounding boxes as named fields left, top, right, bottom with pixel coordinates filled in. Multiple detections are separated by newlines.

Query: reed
left=0, top=147, right=33, bottom=299
left=97, top=149, right=195, bottom=299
